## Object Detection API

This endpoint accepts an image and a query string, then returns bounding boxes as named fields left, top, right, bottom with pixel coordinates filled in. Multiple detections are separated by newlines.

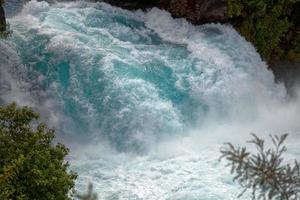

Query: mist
left=0, top=1, right=299, bottom=199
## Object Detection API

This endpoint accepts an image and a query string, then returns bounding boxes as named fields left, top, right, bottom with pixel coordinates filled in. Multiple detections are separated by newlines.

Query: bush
left=220, top=133, right=300, bottom=199
left=228, top=0, right=299, bottom=61
left=0, top=103, right=77, bottom=200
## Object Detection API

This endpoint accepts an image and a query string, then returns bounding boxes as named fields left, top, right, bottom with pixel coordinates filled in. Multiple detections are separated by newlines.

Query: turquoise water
left=1, top=1, right=300, bottom=199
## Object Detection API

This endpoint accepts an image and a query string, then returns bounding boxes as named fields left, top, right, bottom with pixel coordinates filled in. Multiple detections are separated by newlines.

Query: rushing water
left=1, top=1, right=300, bottom=199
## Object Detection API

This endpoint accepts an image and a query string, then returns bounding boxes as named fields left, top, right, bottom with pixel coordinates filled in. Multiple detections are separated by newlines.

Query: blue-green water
left=1, top=1, right=300, bottom=199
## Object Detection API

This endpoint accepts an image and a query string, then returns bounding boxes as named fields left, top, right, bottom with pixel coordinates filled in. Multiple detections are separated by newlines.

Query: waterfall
left=1, top=1, right=299, bottom=199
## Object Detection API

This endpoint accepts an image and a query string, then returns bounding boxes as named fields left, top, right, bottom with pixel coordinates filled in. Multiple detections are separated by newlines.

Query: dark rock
left=270, top=61, right=300, bottom=97
left=160, top=0, right=228, bottom=24
left=0, top=4, right=6, bottom=32
left=101, top=0, right=159, bottom=10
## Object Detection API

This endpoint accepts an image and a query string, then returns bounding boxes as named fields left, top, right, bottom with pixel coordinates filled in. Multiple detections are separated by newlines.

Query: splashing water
left=1, top=1, right=300, bottom=199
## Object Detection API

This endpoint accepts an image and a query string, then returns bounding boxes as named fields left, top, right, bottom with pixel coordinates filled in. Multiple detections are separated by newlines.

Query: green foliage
left=228, top=0, right=299, bottom=61
left=0, top=103, right=77, bottom=200
left=288, top=34, right=300, bottom=61
left=228, top=0, right=243, bottom=18
left=220, top=134, right=300, bottom=199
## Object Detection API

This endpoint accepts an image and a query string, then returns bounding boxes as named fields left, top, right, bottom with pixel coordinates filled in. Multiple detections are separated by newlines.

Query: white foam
left=1, top=2, right=300, bottom=199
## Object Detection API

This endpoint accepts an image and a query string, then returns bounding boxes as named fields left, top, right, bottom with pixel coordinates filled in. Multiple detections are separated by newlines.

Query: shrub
left=220, top=133, right=300, bottom=200
left=0, top=103, right=77, bottom=200
left=228, top=0, right=299, bottom=61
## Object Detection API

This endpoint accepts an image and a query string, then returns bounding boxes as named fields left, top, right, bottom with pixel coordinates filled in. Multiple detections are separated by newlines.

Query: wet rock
left=0, top=4, right=6, bottom=32
left=160, top=0, right=228, bottom=24
left=101, top=0, right=159, bottom=10
left=270, top=61, right=300, bottom=97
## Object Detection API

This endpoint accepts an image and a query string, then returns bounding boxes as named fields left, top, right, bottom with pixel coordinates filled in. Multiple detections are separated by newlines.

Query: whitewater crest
left=1, top=1, right=299, bottom=199
left=1, top=0, right=286, bottom=149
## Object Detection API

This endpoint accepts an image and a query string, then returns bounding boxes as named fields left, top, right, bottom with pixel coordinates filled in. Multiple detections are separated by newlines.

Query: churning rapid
left=1, top=1, right=300, bottom=199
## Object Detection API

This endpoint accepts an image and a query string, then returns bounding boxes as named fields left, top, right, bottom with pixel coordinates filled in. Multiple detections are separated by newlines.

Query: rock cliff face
left=160, top=0, right=228, bottom=24
left=271, top=61, right=300, bottom=96
left=0, top=4, right=6, bottom=32
left=101, top=0, right=159, bottom=10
